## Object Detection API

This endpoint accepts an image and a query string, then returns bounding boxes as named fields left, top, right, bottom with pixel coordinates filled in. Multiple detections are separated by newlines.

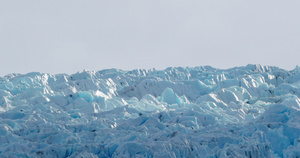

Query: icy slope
left=1, top=64, right=300, bottom=157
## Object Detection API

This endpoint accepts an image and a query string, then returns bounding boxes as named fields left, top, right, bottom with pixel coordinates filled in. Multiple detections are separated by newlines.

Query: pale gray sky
left=1, top=1, right=300, bottom=76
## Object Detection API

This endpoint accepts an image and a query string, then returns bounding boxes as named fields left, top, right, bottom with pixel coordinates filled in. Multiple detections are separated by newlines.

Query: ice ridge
left=0, top=64, right=300, bottom=157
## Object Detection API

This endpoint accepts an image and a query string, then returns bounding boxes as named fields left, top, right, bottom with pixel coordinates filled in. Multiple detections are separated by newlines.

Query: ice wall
left=0, top=64, right=300, bottom=157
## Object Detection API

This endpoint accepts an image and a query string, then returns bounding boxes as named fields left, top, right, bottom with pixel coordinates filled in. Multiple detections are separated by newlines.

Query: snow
left=0, top=64, right=300, bottom=157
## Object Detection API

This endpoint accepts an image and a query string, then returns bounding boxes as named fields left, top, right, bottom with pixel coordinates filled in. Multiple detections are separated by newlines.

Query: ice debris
left=0, top=64, right=300, bottom=157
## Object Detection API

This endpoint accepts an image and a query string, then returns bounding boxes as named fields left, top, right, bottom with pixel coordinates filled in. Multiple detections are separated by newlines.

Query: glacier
left=0, top=64, right=300, bottom=157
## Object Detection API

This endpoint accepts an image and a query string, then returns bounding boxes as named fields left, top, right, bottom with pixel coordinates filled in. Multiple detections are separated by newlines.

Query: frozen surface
left=0, top=64, right=300, bottom=157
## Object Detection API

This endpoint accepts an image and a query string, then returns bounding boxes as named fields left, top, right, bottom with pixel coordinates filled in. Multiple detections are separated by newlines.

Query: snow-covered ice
left=1, top=64, right=300, bottom=157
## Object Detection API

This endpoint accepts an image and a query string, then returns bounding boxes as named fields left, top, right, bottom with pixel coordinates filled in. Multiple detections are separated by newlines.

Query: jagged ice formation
left=1, top=64, right=300, bottom=157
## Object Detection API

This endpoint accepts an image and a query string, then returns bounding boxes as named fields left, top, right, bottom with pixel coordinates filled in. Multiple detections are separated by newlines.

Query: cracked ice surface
left=1, top=64, right=300, bottom=157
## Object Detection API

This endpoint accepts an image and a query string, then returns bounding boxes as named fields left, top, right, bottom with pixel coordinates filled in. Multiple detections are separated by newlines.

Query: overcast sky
left=1, top=1, right=300, bottom=76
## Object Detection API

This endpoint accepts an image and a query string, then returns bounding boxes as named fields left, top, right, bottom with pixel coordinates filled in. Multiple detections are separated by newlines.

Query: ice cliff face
left=1, top=64, right=300, bottom=157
